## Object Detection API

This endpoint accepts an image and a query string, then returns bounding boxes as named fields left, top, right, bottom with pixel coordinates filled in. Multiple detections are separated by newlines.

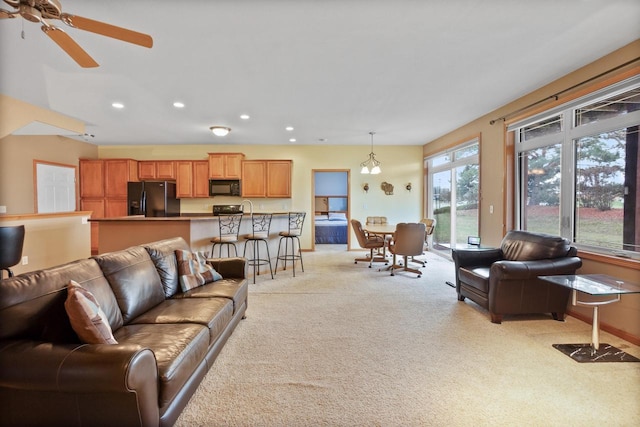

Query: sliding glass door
left=427, top=141, right=479, bottom=254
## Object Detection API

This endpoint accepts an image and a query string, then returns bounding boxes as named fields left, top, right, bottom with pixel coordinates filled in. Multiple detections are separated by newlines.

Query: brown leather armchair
left=452, top=230, right=582, bottom=323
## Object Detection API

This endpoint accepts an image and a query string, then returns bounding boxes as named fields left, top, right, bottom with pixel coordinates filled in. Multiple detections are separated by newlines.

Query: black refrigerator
left=127, top=181, right=181, bottom=217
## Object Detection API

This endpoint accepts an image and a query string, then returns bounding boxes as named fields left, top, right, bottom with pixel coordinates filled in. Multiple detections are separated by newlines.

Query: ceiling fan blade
left=61, top=14, right=153, bottom=48
left=41, top=25, right=99, bottom=68
left=0, top=8, right=16, bottom=19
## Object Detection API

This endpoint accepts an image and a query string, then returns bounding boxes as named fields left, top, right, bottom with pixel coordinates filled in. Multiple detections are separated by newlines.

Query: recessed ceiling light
left=285, top=126, right=294, bottom=131
left=318, top=138, right=327, bottom=142
left=173, top=102, right=185, bottom=108
left=289, top=138, right=296, bottom=142
left=240, top=114, right=250, bottom=120
left=112, top=102, right=124, bottom=109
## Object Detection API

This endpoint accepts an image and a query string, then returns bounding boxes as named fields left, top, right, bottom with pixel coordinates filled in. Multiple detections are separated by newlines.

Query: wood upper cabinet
left=241, top=160, right=292, bottom=198
left=208, top=153, right=244, bottom=179
left=138, top=161, right=176, bottom=180
left=176, top=161, right=194, bottom=198
left=193, top=161, right=210, bottom=198
left=138, top=161, right=156, bottom=180
left=80, top=159, right=104, bottom=198
left=176, top=160, right=209, bottom=198
left=267, top=160, right=292, bottom=198
left=105, top=159, right=138, bottom=198
left=241, top=160, right=267, bottom=197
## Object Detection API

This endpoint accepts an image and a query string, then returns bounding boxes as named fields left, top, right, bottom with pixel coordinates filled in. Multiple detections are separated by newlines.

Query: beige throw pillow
left=175, top=249, right=222, bottom=292
left=65, top=280, right=118, bottom=344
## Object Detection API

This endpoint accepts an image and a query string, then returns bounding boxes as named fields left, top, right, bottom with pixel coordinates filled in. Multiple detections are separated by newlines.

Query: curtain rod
left=489, top=57, right=640, bottom=125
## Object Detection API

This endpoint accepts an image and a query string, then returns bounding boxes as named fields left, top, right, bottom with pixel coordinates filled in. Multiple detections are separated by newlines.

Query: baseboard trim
left=567, top=309, right=640, bottom=346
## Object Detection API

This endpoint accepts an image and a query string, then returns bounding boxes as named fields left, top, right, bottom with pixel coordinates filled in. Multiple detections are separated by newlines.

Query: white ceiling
left=1, top=0, right=639, bottom=146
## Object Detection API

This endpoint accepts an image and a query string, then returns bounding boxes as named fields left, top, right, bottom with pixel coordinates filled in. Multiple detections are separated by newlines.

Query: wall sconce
left=363, top=183, right=369, bottom=193
left=406, top=183, right=412, bottom=192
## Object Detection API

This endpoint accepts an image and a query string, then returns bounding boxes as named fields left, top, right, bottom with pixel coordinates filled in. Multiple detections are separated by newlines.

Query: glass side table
left=540, top=274, right=640, bottom=363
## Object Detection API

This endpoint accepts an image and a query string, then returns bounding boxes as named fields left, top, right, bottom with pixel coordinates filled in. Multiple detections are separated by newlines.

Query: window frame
left=512, top=75, right=640, bottom=259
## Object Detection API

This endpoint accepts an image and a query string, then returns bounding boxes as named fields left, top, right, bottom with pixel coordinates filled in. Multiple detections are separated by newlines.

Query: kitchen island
left=91, top=214, right=289, bottom=255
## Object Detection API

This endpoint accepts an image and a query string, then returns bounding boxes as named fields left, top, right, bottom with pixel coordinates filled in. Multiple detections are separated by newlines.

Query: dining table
left=363, top=223, right=396, bottom=259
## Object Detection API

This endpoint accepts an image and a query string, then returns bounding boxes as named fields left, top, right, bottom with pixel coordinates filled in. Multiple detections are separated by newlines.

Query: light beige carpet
left=175, top=245, right=640, bottom=426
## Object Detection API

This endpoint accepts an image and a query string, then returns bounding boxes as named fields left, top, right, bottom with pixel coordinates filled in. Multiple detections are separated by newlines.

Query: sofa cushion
left=171, top=278, right=248, bottom=314
left=65, top=280, right=118, bottom=344
left=113, top=322, right=209, bottom=410
left=175, top=250, right=222, bottom=292
left=501, top=230, right=571, bottom=261
left=459, top=267, right=490, bottom=294
left=131, top=297, right=233, bottom=343
left=143, top=237, right=191, bottom=298
left=94, top=246, right=165, bottom=324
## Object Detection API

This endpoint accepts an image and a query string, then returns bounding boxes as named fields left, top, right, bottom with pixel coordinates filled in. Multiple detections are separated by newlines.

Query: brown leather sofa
left=0, top=237, right=247, bottom=427
left=452, top=230, right=582, bottom=323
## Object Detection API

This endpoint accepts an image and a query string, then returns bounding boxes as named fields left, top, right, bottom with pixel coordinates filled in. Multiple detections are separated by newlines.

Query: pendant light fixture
left=360, top=131, right=381, bottom=174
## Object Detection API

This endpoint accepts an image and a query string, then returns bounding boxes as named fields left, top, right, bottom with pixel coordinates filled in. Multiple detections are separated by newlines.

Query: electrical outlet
left=0, top=205, right=6, bottom=213
left=489, top=205, right=494, bottom=214
left=21, top=256, right=28, bottom=265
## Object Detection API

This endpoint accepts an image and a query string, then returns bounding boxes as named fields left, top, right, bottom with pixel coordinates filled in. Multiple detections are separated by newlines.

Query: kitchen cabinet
left=80, top=159, right=104, bottom=198
left=267, top=160, right=292, bottom=198
left=176, top=160, right=210, bottom=198
left=208, top=153, right=244, bottom=179
left=241, top=160, right=292, bottom=198
left=80, top=158, right=137, bottom=254
left=241, top=161, right=267, bottom=197
left=139, top=161, right=176, bottom=180
left=193, top=161, right=210, bottom=197
left=105, top=159, right=138, bottom=198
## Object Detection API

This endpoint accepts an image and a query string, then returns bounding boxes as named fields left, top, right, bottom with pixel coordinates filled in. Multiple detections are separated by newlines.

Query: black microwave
left=209, top=179, right=241, bottom=196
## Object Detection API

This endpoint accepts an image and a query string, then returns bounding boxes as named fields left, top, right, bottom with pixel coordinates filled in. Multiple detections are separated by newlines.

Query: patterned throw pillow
left=175, top=249, right=223, bottom=292
left=64, top=280, right=118, bottom=344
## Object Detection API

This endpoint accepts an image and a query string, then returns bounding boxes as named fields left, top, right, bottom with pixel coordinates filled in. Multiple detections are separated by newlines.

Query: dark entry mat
left=553, top=343, right=640, bottom=363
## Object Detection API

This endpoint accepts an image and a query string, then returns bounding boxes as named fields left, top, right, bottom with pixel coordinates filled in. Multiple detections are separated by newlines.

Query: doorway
left=312, top=170, right=350, bottom=251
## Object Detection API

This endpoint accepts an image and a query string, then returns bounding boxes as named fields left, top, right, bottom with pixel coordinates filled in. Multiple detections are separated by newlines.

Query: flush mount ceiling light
left=360, top=131, right=382, bottom=174
left=210, top=126, right=231, bottom=137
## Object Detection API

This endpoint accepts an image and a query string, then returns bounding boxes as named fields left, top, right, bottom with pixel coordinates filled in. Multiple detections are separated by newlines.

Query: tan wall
left=422, top=39, right=640, bottom=341
left=0, top=134, right=98, bottom=214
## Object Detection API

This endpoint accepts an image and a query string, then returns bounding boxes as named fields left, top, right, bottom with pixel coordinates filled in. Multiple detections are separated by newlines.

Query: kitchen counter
left=91, top=213, right=291, bottom=254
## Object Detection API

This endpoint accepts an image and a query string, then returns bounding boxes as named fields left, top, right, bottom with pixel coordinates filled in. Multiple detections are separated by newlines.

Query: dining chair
left=410, top=218, right=437, bottom=266
left=210, top=213, right=243, bottom=258
left=388, top=222, right=426, bottom=277
left=351, top=219, right=388, bottom=268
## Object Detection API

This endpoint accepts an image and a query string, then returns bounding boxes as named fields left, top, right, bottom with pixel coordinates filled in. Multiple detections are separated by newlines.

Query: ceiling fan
left=0, top=0, right=153, bottom=68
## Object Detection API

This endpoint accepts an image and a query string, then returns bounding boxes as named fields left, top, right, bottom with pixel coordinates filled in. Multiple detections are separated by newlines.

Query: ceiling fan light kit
left=210, top=126, right=231, bottom=137
left=0, top=0, right=154, bottom=68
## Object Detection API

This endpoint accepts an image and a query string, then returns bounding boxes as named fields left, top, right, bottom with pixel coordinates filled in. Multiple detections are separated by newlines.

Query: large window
left=513, top=77, right=640, bottom=258
left=427, top=140, right=479, bottom=253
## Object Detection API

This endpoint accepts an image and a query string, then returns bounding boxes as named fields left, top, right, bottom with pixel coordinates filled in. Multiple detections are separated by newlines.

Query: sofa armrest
left=452, top=248, right=502, bottom=269
left=208, top=256, right=247, bottom=279
left=0, top=340, right=157, bottom=393
left=1, top=340, right=160, bottom=427
left=490, top=257, right=582, bottom=281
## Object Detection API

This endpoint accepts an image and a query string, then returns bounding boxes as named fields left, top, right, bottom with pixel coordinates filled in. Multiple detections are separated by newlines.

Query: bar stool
left=0, top=225, right=25, bottom=280
left=242, top=213, right=274, bottom=283
left=210, top=213, right=243, bottom=258
left=275, top=212, right=306, bottom=277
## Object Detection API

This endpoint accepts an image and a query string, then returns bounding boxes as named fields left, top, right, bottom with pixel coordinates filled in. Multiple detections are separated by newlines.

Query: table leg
left=591, top=305, right=599, bottom=353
